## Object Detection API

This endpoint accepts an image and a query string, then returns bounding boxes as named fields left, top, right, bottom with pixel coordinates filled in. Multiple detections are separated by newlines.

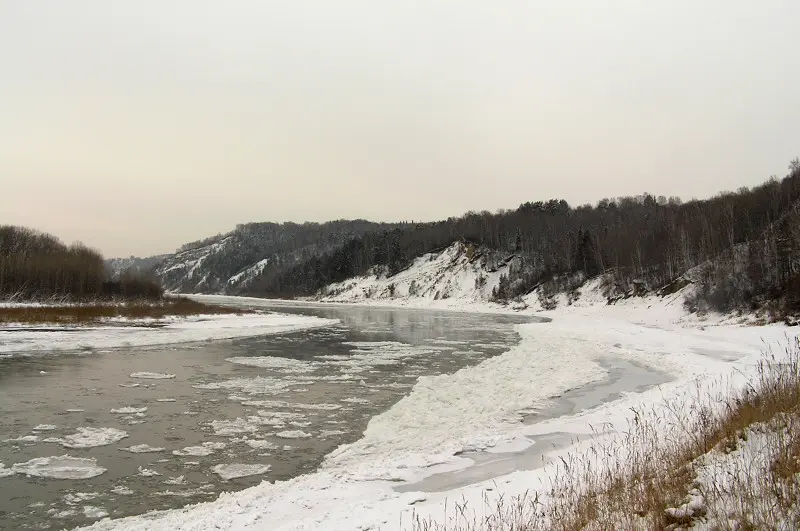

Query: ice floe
left=172, top=442, right=226, bottom=457
left=275, top=430, right=312, bottom=439
left=11, top=455, right=106, bottom=479
left=130, top=372, right=175, bottom=380
left=211, top=463, right=272, bottom=480
left=83, top=505, right=108, bottom=519
left=137, top=466, right=161, bottom=477
left=59, top=427, right=128, bottom=449
left=110, top=406, right=148, bottom=414
left=208, top=418, right=259, bottom=437
left=226, top=356, right=317, bottom=373
left=120, top=444, right=165, bottom=454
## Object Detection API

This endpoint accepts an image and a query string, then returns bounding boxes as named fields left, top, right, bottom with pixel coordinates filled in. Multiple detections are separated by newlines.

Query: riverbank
left=76, top=291, right=795, bottom=530
left=0, top=309, right=339, bottom=355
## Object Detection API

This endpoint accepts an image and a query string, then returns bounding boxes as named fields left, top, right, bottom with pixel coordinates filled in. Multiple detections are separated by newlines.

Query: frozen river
left=0, top=303, right=531, bottom=530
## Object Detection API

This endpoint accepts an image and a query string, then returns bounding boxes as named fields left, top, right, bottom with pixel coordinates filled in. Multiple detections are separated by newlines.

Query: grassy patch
left=412, top=340, right=800, bottom=531
left=0, top=297, right=248, bottom=325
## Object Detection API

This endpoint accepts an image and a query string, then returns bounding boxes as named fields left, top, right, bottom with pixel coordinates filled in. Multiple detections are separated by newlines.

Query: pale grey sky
left=2, top=1, right=799, bottom=257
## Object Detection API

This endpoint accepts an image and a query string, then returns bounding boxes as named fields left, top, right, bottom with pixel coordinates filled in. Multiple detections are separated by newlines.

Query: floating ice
left=121, top=444, right=164, bottom=454
left=226, top=356, right=317, bottom=373
left=3, top=435, right=38, bottom=443
left=66, top=408, right=85, bottom=413
left=320, top=429, right=348, bottom=437
left=60, top=427, right=128, bottom=449
left=240, top=399, right=342, bottom=411
left=83, top=505, right=108, bottom=519
left=275, top=430, right=312, bottom=439
left=137, top=466, right=161, bottom=477
left=156, top=398, right=177, bottom=402
left=212, top=463, right=271, bottom=480
left=194, top=376, right=293, bottom=395
left=130, top=372, right=175, bottom=379
left=64, top=492, right=98, bottom=505
left=170, top=441, right=227, bottom=457
left=33, top=424, right=57, bottom=431
left=164, top=475, right=187, bottom=485
left=208, top=418, right=259, bottom=437
left=12, top=455, right=106, bottom=479
left=111, top=485, right=134, bottom=495
left=244, top=439, right=278, bottom=450
left=110, top=406, right=148, bottom=414
left=341, top=397, right=370, bottom=404
left=0, top=463, right=14, bottom=478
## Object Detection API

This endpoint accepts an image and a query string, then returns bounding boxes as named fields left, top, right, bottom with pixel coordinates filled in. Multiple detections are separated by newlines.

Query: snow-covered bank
left=0, top=313, right=338, bottom=355
left=78, top=286, right=795, bottom=530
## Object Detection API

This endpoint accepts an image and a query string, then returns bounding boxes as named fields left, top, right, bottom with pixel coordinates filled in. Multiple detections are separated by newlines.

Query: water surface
left=0, top=304, right=530, bottom=530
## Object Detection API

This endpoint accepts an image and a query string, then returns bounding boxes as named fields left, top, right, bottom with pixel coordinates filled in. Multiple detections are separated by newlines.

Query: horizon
left=2, top=1, right=799, bottom=257
left=15, top=172, right=794, bottom=260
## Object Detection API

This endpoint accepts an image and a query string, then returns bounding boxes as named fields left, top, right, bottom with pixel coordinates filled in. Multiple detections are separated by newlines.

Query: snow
left=75, top=276, right=798, bottom=531
left=0, top=313, right=338, bottom=355
left=212, top=463, right=272, bottom=480
left=57, top=427, right=128, bottom=449
left=121, top=444, right=165, bottom=454
left=12, top=456, right=106, bottom=479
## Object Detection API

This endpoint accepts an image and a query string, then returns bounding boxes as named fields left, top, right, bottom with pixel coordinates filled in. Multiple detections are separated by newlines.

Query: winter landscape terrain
left=2, top=237, right=798, bottom=529
left=5, top=164, right=800, bottom=529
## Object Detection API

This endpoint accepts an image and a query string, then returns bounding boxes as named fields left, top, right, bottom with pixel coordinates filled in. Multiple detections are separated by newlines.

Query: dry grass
left=0, top=297, right=247, bottom=325
left=412, top=340, right=800, bottom=531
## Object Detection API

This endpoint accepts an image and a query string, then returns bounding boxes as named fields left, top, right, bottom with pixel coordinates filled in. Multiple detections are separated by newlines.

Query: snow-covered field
left=75, top=278, right=796, bottom=530
left=0, top=313, right=338, bottom=355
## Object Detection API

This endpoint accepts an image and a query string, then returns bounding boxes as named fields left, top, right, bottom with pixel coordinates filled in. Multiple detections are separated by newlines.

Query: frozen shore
left=77, top=290, right=796, bottom=531
left=0, top=312, right=339, bottom=355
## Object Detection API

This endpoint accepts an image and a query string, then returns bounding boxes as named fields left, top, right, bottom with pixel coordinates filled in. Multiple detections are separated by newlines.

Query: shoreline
left=75, top=292, right=796, bottom=530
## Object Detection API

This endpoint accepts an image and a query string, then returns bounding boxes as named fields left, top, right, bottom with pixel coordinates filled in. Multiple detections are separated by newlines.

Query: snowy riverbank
left=0, top=313, right=338, bottom=355
left=76, top=289, right=796, bottom=530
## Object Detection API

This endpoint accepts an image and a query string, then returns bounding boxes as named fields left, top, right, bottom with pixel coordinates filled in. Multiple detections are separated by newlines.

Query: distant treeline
left=247, top=160, right=800, bottom=313
left=0, top=226, right=163, bottom=301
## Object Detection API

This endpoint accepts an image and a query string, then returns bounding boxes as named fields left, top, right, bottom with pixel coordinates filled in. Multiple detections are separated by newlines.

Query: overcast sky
left=2, top=1, right=799, bottom=257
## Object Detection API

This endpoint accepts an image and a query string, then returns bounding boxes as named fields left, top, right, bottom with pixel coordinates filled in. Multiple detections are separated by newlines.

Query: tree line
left=245, top=159, right=800, bottom=313
left=0, top=226, right=162, bottom=301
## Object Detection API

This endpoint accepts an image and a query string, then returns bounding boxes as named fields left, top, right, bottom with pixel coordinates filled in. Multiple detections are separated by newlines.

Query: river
left=0, top=303, right=531, bottom=530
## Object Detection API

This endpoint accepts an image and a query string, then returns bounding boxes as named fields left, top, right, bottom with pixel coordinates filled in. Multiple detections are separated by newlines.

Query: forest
left=0, top=226, right=162, bottom=301
left=245, top=160, right=800, bottom=314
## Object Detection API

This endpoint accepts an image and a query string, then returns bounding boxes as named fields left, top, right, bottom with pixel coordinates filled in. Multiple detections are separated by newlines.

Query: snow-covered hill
left=153, top=221, right=402, bottom=294
left=318, top=242, right=520, bottom=304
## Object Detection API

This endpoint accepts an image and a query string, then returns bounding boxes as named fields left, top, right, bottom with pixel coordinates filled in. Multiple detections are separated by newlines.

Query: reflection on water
left=0, top=303, right=531, bottom=530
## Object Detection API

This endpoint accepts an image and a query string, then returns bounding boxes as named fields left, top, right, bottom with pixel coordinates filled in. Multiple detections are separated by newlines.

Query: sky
left=2, top=2, right=799, bottom=258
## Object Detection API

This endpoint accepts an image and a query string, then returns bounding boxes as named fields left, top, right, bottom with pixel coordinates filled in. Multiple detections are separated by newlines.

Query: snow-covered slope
left=153, top=221, right=402, bottom=294
left=319, top=242, right=518, bottom=303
